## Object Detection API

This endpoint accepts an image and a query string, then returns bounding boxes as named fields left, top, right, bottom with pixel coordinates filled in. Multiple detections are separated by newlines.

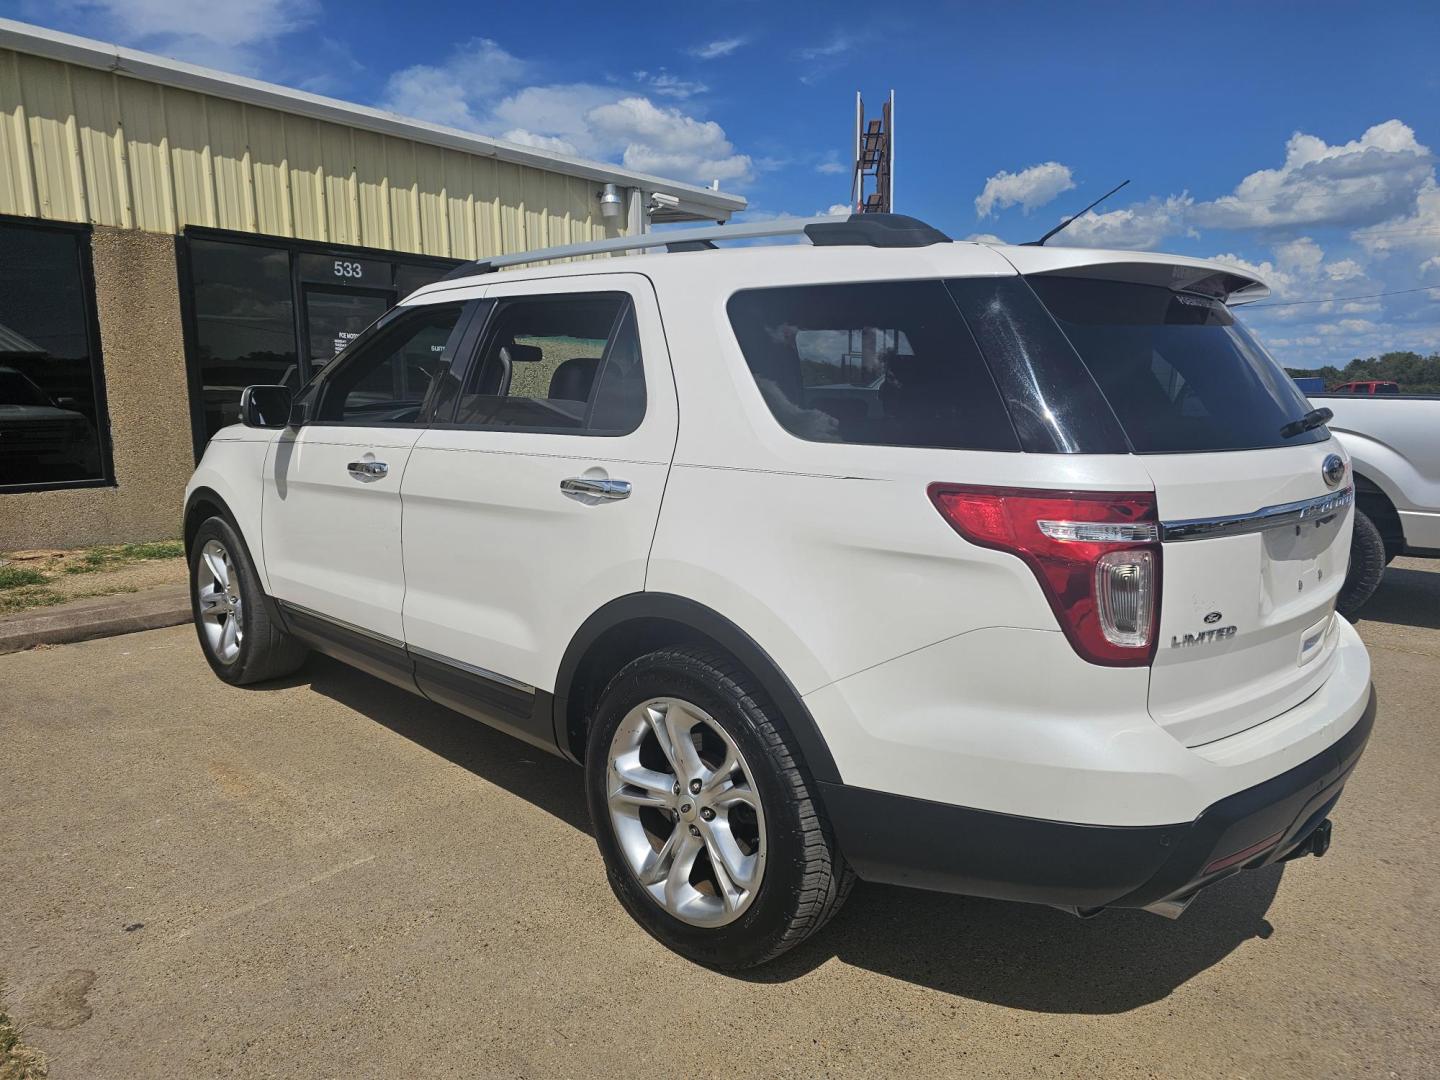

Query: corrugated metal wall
left=0, top=48, right=622, bottom=257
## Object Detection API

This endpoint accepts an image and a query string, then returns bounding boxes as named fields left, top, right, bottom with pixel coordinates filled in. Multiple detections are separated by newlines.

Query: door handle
left=347, top=460, right=389, bottom=479
left=560, top=477, right=631, bottom=501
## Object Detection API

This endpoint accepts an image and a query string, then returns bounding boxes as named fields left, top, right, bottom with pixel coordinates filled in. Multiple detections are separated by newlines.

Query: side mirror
left=239, top=384, right=293, bottom=429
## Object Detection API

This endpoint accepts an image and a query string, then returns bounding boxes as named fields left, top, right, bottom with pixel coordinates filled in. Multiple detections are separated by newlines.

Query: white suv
left=184, top=214, right=1375, bottom=968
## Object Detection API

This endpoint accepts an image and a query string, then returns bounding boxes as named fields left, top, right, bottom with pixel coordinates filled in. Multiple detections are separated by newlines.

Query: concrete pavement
left=2, top=561, right=1438, bottom=1078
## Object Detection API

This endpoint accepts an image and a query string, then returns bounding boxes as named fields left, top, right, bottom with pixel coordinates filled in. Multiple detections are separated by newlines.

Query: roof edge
left=0, top=17, right=747, bottom=216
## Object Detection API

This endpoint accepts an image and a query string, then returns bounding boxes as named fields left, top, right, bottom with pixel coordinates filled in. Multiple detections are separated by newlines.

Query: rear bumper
left=821, top=685, right=1375, bottom=911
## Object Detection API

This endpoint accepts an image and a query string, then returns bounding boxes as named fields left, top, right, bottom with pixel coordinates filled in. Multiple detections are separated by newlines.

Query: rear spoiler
left=989, top=247, right=1271, bottom=306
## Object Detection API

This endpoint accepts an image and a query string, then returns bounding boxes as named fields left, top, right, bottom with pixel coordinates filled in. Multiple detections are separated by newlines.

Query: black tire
left=1338, top=509, right=1386, bottom=620
left=585, top=646, right=853, bottom=969
left=189, top=515, right=308, bottom=685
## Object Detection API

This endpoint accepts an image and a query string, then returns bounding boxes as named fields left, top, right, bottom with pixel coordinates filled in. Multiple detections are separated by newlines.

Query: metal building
left=0, top=18, right=743, bottom=548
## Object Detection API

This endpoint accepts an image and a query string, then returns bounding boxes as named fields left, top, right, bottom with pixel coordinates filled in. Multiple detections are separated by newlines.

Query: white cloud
left=820, top=203, right=851, bottom=216
left=816, top=156, right=849, bottom=175
left=382, top=39, right=530, bottom=129
left=500, top=129, right=579, bottom=155
left=377, top=42, right=753, bottom=186
left=1042, top=120, right=1436, bottom=254
left=633, top=70, right=708, bottom=100
left=1210, top=237, right=1374, bottom=312
left=963, top=233, right=1007, bottom=244
left=974, top=162, right=1075, bottom=218
left=1053, top=195, right=1195, bottom=250
left=795, top=35, right=854, bottom=84
left=1193, top=120, right=1433, bottom=231
left=53, top=0, right=318, bottom=71
left=690, top=37, right=746, bottom=60
left=588, top=97, right=753, bottom=183
left=1353, top=176, right=1440, bottom=268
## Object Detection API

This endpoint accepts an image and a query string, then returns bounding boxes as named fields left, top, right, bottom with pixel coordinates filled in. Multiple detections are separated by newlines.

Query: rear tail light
left=927, top=484, right=1162, bottom=666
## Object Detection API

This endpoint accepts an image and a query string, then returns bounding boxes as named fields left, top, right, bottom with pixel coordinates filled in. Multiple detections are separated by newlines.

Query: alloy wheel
left=195, top=539, right=244, bottom=663
left=606, top=697, right=767, bottom=927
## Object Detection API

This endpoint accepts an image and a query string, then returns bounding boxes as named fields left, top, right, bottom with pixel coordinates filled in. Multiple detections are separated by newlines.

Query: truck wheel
left=1338, top=510, right=1386, bottom=620
left=585, top=646, right=853, bottom=969
left=189, top=516, right=308, bottom=685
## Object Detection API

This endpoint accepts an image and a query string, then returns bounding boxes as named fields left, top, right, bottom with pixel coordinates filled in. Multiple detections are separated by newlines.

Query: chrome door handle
left=560, top=477, right=631, bottom=501
left=347, top=460, right=389, bottom=479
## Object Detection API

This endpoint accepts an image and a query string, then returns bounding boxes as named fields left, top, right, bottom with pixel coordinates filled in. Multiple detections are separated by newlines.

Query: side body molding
left=551, top=593, right=842, bottom=784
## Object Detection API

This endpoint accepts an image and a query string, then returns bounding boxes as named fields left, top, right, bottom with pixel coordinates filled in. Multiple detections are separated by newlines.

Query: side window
left=726, top=280, right=1021, bottom=451
left=314, top=302, right=466, bottom=424
left=452, top=293, right=646, bottom=434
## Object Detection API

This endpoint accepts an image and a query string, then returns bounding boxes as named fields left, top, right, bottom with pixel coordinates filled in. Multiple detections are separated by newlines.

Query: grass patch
left=0, top=589, right=66, bottom=615
left=62, top=540, right=185, bottom=575
left=0, top=1005, right=47, bottom=1080
left=0, top=566, right=48, bottom=590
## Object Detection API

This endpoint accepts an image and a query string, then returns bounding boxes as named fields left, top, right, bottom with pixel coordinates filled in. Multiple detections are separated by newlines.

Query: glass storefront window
left=0, top=220, right=110, bottom=489
left=183, top=232, right=460, bottom=447
left=396, top=262, right=454, bottom=298
left=188, top=238, right=297, bottom=442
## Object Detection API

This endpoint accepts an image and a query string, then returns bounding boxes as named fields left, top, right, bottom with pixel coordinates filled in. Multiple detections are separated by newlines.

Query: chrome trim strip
left=1160, top=486, right=1353, bottom=543
left=408, top=644, right=536, bottom=695
left=279, top=600, right=406, bottom=649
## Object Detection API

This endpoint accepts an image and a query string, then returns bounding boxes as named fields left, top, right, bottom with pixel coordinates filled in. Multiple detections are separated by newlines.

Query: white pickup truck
left=1316, top=393, right=1440, bottom=614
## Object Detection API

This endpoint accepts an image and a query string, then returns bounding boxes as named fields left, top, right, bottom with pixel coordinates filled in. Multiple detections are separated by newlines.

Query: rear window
left=726, top=280, right=1020, bottom=452
left=1029, top=276, right=1327, bottom=453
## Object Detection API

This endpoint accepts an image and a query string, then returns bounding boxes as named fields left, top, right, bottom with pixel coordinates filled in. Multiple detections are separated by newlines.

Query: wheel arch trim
left=183, top=486, right=289, bottom=631
left=552, top=592, right=843, bottom=784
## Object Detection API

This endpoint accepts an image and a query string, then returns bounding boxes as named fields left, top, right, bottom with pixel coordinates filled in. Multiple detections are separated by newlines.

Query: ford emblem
left=1321, top=454, right=1346, bottom=489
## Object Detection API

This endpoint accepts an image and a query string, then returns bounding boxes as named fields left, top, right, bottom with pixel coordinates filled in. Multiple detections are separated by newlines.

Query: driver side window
left=314, top=302, right=466, bottom=424
left=451, top=292, right=645, bottom=435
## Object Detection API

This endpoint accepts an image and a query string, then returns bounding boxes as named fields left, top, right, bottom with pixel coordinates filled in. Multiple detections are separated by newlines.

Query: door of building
left=301, top=285, right=393, bottom=376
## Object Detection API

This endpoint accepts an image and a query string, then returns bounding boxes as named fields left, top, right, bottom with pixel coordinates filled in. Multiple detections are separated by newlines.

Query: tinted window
left=1029, top=276, right=1326, bottom=453
left=453, top=294, right=646, bottom=434
left=0, top=221, right=110, bottom=489
left=188, top=238, right=297, bottom=441
left=315, top=303, right=465, bottom=424
left=726, top=280, right=1019, bottom=451
left=946, top=276, right=1129, bottom=455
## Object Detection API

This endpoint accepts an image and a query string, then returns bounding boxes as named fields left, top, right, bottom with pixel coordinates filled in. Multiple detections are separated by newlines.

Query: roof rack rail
left=439, top=213, right=949, bottom=280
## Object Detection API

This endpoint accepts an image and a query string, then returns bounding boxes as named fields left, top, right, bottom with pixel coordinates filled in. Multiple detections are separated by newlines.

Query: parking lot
left=1, top=561, right=1437, bottom=1079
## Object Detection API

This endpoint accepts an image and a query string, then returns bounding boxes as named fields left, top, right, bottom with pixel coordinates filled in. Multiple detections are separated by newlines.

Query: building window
left=187, top=237, right=298, bottom=443
left=181, top=230, right=461, bottom=450
left=0, top=219, right=112, bottom=491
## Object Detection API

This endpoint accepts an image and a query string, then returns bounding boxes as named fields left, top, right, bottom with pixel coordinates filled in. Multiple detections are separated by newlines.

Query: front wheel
left=189, top=516, right=308, bottom=685
left=585, top=647, right=852, bottom=969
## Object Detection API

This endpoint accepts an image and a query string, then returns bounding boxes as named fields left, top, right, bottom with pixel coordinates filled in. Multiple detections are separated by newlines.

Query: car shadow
left=298, top=652, right=593, bottom=835
left=287, top=652, right=1281, bottom=1013
left=1353, top=561, right=1440, bottom=631
left=742, top=868, right=1282, bottom=1013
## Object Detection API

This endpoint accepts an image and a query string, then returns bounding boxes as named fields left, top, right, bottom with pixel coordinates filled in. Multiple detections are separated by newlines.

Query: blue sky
left=12, top=0, right=1440, bottom=369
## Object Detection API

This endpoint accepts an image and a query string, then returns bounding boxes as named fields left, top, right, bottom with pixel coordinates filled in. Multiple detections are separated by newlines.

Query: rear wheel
left=189, top=516, right=307, bottom=685
left=585, top=646, right=852, bottom=968
left=1338, top=510, right=1386, bottom=620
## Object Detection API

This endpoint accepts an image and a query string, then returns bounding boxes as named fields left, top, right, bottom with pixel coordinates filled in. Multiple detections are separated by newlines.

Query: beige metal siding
left=0, top=47, right=623, bottom=256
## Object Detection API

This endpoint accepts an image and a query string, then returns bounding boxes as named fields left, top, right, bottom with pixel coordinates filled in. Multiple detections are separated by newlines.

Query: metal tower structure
left=850, top=90, right=895, bottom=213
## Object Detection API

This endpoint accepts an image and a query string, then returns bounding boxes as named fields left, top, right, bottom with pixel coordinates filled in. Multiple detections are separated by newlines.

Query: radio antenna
left=1028, top=179, right=1130, bottom=246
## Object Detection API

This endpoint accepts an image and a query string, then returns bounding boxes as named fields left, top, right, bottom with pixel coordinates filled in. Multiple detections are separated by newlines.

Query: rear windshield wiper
left=1280, top=406, right=1333, bottom=439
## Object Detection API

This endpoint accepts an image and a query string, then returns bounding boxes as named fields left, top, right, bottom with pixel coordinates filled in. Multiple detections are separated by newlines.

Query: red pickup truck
left=1330, top=380, right=1400, bottom=395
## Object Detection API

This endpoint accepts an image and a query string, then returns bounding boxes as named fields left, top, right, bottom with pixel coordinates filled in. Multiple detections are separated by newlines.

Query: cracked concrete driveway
left=2, top=561, right=1438, bottom=1079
